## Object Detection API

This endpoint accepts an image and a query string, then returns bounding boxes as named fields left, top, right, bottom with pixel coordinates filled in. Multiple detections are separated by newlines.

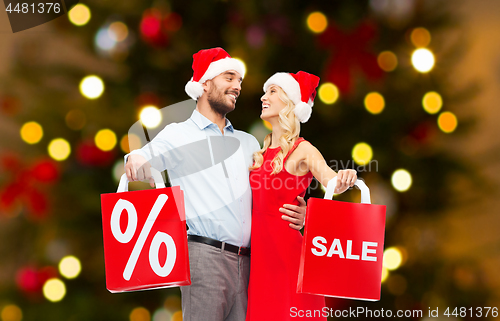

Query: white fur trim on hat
left=294, top=101, right=312, bottom=123
left=264, top=73, right=316, bottom=122
left=263, top=73, right=302, bottom=106
left=200, top=57, right=245, bottom=83
left=185, top=58, right=245, bottom=100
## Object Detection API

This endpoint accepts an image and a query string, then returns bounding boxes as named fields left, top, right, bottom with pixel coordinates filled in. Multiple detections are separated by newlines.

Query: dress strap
left=283, top=138, right=307, bottom=163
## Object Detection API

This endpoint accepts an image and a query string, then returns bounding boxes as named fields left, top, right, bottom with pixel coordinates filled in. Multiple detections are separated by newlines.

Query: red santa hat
left=263, top=71, right=320, bottom=123
left=185, top=47, right=246, bottom=100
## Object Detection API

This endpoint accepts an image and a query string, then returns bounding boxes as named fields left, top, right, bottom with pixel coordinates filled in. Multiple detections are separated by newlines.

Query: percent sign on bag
left=111, top=194, right=176, bottom=280
left=101, top=170, right=190, bottom=293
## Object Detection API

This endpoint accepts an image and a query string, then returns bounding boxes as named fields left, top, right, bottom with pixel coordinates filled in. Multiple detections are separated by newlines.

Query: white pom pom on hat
left=293, top=101, right=313, bottom=123
left=185, top=80, right=204, bottom=100
left=185, top=47, right=246, bottom=100
left=263, top=71, right=320, bottom=123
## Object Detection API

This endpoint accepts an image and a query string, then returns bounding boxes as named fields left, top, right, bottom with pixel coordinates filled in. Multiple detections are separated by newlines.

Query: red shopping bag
left=297, top=177, right=386, bottom=301
left=101, top=169, right=190, bottom=293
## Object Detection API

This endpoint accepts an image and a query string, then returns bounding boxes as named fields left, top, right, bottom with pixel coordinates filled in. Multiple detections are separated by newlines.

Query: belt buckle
left=238, top=247, right=242, bottom=256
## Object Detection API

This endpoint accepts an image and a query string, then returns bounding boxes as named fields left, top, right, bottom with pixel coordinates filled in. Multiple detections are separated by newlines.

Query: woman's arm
left=301, top=143, right=357, bottom=194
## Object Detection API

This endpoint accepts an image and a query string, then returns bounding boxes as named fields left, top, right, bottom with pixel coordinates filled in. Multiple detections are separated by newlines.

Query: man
left=125, top=47, right=306, bottom=321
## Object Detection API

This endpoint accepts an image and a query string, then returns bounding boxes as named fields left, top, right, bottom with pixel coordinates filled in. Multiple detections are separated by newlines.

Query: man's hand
left=125, top=154, right=155, bottom=187
left=280, top=196, right=307, bottom=230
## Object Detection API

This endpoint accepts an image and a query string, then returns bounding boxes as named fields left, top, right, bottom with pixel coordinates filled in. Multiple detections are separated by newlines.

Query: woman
left=246, top=71, right=357, bottom=320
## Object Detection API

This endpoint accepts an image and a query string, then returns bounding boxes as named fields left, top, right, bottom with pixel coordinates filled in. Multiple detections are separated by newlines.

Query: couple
left=125, top=47, right=357, bottom=321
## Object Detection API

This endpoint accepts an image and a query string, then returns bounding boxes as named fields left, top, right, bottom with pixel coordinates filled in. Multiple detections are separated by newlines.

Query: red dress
left=246, top=138, right=326, bottom=321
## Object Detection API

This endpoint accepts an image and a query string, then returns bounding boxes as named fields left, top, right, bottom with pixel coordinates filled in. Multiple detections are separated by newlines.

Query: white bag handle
left=324, top=176, right=371, bottom=204
left=117, top=168, right=166, bottom=192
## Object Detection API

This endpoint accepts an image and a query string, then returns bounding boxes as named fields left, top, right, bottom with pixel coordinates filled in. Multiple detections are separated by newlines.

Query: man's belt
left=188, top=235, right=250, bottom=256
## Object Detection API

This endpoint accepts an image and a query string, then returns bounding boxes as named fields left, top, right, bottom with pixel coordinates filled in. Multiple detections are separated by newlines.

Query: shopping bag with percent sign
left=100, top=169, right=190, bottom=293
left=297, top=177, right=386, bottom=301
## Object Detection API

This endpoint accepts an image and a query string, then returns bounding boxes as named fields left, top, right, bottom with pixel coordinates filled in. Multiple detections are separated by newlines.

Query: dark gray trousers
left=181, top=240, right=250, bottom=321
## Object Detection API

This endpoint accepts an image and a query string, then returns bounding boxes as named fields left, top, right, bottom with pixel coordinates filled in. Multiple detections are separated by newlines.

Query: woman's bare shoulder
left=295, top=140, right=321, bottom=156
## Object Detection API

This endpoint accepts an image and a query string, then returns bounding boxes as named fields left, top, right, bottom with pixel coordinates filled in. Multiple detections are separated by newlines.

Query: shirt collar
left=190, top=109, right=234, bottom=133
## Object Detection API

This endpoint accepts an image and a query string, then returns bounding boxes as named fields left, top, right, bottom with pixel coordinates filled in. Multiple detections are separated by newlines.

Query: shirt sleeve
left=245, top=134, right=261, bottom=168
left=252, top=136, right=261, bottom=153
left=124, top=124, right=180, bottom=172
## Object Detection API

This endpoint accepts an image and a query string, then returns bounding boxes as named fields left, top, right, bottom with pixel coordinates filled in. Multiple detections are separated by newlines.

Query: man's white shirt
left=126, top=109, right=260, bottom=248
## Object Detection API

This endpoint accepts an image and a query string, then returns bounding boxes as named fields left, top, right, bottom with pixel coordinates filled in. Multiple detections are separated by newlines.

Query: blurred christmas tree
left=0, top=0, right=492, bottom=320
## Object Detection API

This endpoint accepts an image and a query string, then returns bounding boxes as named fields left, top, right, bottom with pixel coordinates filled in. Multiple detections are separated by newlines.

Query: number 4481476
left=5, top=2, right=61, bottom=14
left=444, top=307, right=498, bottom=318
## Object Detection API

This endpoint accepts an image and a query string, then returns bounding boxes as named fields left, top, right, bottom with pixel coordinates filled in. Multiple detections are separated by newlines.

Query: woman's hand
left=333, top=169, right=357, bottom=194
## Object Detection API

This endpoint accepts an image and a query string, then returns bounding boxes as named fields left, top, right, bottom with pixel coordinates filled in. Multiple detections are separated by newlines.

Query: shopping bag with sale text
left=297, top=177, right=386, bottom=301
left=100, top=169, right=190, bottom=293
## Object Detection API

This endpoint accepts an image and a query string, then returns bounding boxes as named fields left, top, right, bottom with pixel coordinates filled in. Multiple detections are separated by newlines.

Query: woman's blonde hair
left=249, top=86, right=301, bottom=175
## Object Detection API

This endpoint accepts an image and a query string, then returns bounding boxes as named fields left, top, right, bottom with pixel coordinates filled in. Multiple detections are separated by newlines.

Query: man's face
left=206, top=71, right=242, bottom=117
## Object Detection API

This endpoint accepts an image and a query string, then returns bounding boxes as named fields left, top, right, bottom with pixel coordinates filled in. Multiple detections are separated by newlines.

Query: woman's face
left=260, top=85, right=287, bottom=121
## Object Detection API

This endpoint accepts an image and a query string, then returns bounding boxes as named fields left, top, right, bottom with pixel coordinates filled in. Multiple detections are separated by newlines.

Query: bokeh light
left=249, top=121, right=270, bottom=143
left=411, top=27, right=431, bottom=48
left=130, top=307, right=150, bottom=321
left=152, top=308, right=171, bottom=321
left=352, top=142, right=373, bottom=166
left=263, top=120, right=272, bottom=131
left=48, top=138, right=71, bottom=161
left=65, top=109, right=86, bottom=130
left=68, top=4, right=91, bottom=26
left=79, top=75, right=104, bottom=99
left=140, top=10, right=161, bottom=38
left=233, top=58, right=247, bottom=78
left=95, top=27, right=116, bottom=51
left=164, top=295, right=182, bottom=313
left=422, top=91, right=443, bottom=114
left=120, top=134, right=142, bottom=154
left=108, top=21, right=129, bottom=42
left=377, top=51, right=398, bottom=72
left=140, top=106, right=162, bottom=129
left=113, top=160, right=125, bottom=183
left=318, top=83, right=339, bottom=104
left=95, top=129, right=117, bottom=151
left=411, top=48, right=435, bottom=73
left=398, top=246, right=409, bottom=266
left=391, top=169, right=412, bottom=192
left=306, top=12, right=328, bottom=34
left=171, top=311, right=183, bottom=321
left=20, top=121, right=43, bottom=144
left=43, top=278, right=66, bottom=302
left=438, top=111, right=458, bottom=133
left=364, top=92, right=385, bottom=114
left=120, top=135, right=130, bottom=154
left=383, top=247, right=403, bottom=270
left=1, top=304, right=23, bottom=321
left=59, top=255, right=82, bottom=279
left=164, top=13, right=183, bottom=32
left=381, top=267, right=389, bottom=283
